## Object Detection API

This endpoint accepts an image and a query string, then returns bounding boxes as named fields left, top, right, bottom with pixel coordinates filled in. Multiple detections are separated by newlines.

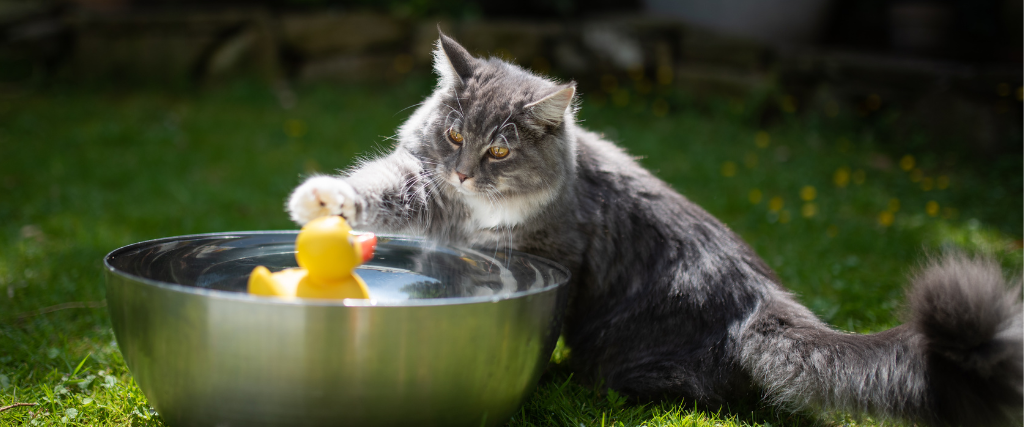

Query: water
left=154, top=231, right=565, bottom=301
left=191, top=241, right=446, bottom=301
left=108, top=233, right=568, bottom=302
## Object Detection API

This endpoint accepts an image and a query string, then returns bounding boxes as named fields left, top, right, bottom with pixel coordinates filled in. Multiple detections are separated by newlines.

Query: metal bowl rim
left=103, top=230, right=571, bottom=307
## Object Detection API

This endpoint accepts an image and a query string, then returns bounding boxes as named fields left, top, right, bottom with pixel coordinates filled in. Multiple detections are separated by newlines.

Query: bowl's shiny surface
left=104, top=232, right=570, bottom=427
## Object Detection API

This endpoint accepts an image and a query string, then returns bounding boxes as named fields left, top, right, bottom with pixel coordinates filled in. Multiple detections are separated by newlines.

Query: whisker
left=444, top=110, right=460, bottom=128
left=440, top=102, right=463, bottom=117
left=509, top=123, right=520, bottom=144
left=452, top=90, right=465, bottom=117
left=394, top=101, right=427, bottom=116
left=498, top=122, right=521, bottom=146
left=499, top=109, right=514, bottom=132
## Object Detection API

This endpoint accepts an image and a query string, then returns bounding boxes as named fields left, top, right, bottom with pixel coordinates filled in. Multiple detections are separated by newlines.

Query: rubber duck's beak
left=352, top=233, right=377, bottom=263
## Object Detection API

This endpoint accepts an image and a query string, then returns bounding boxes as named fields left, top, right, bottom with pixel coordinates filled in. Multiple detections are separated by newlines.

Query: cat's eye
left=489, top=146, right=510, bottom=159
left=448, top=128, right=463, bottom=145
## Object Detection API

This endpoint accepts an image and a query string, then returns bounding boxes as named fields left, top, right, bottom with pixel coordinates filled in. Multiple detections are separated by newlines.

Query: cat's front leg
left=287, top=175, right=359, bottom=225
left=286, top=149, right=433, bottom=234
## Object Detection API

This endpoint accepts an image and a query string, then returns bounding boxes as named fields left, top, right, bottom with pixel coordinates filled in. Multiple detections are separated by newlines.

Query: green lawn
left=1, top=76, right=1020, bottom=426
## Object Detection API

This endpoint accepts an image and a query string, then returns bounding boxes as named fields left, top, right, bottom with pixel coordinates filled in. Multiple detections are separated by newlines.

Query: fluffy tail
left=742, top=254, right=1023, bottom=426
left=906, top=254, right=1023, bottom=426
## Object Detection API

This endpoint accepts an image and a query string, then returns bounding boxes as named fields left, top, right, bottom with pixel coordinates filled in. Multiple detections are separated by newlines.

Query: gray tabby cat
left=287, top=33, right=1023, bottom=426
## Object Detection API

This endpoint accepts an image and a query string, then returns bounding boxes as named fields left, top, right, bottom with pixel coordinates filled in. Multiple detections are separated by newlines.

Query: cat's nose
left=457, top=172, right=469, bottom=183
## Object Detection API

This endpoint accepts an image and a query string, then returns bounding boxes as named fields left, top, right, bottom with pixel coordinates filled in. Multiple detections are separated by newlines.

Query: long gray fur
left=286, top=33, right=1023, bottom=426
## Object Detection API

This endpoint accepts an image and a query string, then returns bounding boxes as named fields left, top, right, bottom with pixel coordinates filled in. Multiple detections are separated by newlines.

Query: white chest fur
left=460, top=188, right=555, bottom=229
left=462, top=194, right=528, bottom=228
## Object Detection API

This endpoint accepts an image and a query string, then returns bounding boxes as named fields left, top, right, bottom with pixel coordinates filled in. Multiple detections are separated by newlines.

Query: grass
left=0, top=75, right=1020, bottom=426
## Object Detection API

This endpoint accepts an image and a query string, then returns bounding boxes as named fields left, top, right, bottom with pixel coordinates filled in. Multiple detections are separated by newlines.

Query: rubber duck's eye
left=448, top=128, right=463, bottom=145
left=489, top=146, right=510, bottom=159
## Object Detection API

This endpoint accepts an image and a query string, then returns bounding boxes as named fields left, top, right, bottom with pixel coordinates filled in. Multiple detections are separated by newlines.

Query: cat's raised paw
left=287, top=176, right=358, bottom=225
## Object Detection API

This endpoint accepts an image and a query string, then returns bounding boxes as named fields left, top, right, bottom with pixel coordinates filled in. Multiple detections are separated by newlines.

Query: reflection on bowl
left=104, top=232, right=570, bottom=427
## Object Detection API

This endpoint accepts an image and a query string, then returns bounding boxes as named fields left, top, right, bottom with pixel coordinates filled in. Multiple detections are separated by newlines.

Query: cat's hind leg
left=600, top=342, right=749, bottom=405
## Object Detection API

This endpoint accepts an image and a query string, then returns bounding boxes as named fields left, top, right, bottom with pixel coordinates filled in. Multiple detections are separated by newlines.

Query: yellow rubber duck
left=248, top=216, right=376, bottom=300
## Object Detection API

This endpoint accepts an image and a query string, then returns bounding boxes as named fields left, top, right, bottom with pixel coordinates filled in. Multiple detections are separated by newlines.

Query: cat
left=286, top=33, right=1023, bottom=426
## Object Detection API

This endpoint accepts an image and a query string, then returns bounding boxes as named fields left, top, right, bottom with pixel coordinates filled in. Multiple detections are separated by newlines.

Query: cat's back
left=573, top=128, right=715, bottom=228
left=570, top=127, right=777, bottom=298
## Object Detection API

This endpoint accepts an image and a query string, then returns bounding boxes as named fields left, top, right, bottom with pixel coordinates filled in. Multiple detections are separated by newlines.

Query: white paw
left=287, top=176, right=358, bottom=225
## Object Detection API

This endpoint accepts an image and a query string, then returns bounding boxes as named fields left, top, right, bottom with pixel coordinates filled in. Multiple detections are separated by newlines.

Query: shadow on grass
left=513, top=360, right=835, bottom=427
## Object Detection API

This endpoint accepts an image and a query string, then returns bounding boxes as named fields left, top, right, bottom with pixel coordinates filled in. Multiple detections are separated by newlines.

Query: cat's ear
left=434, top=31, right=477, bottom=87
left=526, top=83, right=576, bottom=126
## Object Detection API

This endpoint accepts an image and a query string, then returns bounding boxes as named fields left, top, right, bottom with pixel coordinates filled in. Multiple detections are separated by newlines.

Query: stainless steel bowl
left=104, top=232, right=570, bottom=427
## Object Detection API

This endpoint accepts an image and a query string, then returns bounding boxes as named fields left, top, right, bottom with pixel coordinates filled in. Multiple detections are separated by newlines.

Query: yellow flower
left=721, top=161, right=737, bottom=177
left=826, top=225, right=839, bottom=237
left=652, top=99, right=669, bottom=117
left=801, top=203, right=817, bottom=218
left=612, top=89, right=630, bottom=107
left=852, top=169, right=866, bottom=185
left=834, top=167, right=850, bottom=188
left=635, top=79, right=653, bottom=94
left=748, top=189, right=763, bottom=204
left=899, top=155, right=915, bottom=171
left=768, top=197, right=784, bottom=212
left=878, top=211, right=895, bottom=227
left=910, top=169, right=923, bottom=183
left=800, top=186, right=816, bottom=201
left=285, top=119, right=307, bottom=138
left=744, top=152, right=758, bottom=168
left=926, top=201, right=940, bottom=217
left=656, top=64, right=673, bottom=85
left=936, top=175, right=949, bottom=190
left=780, top=95, right=797, bottom=113
left=755, top=131, right=770, bottom=148
left=837, top=137, right=851, bottom=153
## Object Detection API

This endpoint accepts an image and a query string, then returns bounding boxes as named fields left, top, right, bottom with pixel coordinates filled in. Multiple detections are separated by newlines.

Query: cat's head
left=400, top=33, right=578, bottom=211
